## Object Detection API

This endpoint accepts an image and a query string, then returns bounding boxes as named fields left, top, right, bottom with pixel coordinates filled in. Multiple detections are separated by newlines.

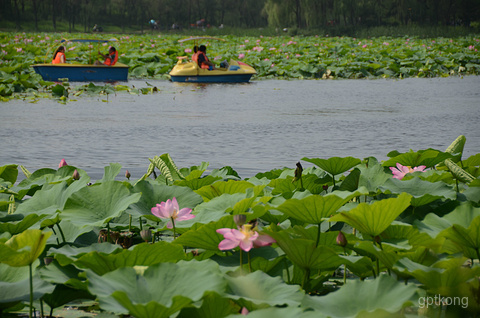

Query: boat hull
left=170, top=74, right=253, bottom=83
left=169, top=59, right=256, bottom=83
left=32, top=63, right=129, bottom=82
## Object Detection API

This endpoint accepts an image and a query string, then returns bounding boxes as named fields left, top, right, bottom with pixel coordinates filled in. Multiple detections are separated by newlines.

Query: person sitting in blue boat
left=52, top=46, right=66, bottom=64
left=197, top=45, right=215, bottom=70
left=94, top=47, right=118, bottom=66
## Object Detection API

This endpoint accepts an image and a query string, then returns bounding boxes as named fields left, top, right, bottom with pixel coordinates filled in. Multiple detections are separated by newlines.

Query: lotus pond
left=1, top=32, right=480, bottom=101
left=1, top=134, right=480, bottom=317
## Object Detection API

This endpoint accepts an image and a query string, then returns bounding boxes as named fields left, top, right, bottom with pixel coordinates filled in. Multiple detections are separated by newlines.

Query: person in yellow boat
left=197, top=45, right=215, bottom=70
left=94, top=47, right=118, bottom=66
left=52, top=46, right=66, bottom=64
left=192, top=45, right=199, bottom=63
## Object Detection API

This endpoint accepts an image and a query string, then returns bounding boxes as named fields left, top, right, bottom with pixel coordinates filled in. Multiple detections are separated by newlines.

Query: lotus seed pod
left=140, top=229, right=152, bottom=242
left=233, top=214, right=247, bottom=227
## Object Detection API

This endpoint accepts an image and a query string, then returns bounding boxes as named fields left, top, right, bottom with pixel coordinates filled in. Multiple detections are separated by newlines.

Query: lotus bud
left=234, top=214, right=247, bottom=227
left=336, top=231, right=347, bottom=247
left=58, top=158, right=68, bottom=168
left=374, top=235, right=381, bottom=245
left=323, top=184, right=329, bottom=191
left=125, top=169, right=131, bottom=180
left=140, top=229, right=152, bottom=242
left=72, top=169, right=80, bottom=180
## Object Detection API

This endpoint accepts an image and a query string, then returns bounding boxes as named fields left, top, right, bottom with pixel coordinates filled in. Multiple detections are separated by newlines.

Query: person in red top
left=52, top=46, right=66, bottom=64
left=197, top=45, right=215, bottom=70
left=94, top=47, right=118, bottom=66
left=191, top=45, right=199, bottom=63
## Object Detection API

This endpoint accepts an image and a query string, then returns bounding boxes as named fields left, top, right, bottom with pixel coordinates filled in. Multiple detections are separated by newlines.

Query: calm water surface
left=1, top=76, right=479, bottom=180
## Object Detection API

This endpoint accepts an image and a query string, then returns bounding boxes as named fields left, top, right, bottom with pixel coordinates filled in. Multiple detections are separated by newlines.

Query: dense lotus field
left=0, top=31, right=479, bottom=100
left=0, top=135, right=479, bottom=317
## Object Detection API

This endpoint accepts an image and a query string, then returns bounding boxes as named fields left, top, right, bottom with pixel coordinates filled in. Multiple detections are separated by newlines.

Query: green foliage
left=0, top=138, right=479, bottom=316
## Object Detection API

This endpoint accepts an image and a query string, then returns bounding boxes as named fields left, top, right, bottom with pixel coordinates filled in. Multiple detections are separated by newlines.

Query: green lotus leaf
left=0, top=214, right=46, bottom=235
left=95, top=163, right=122, bottom=183
left=87, top=260, right=226, bottom=316
left=349, top=241, right=402, bottom=271
left=440, top=215, right=480, bottom=258
left=265, top=230, right=343, bottom=271
left=49, top=243, right=123, bottom=266
left=269, top=174, right=331, bottom=195
left=394, top=257, right=480, bottom=297
left=302, top=274, right=418, bottom=317
left=225, top=306, right=325, bottom=318
left=0, top=274, right=54, bottom=307
left=380, top=177, right=456, bottom=207
left=383, top=149, right=455, bottom=169
left=415, top=202, right=480, bottom=239
left=74, top=241, right=186, bottom=275
left=42, top=284, right=95, bottom=312
left=275, top=190, right=363, bottom=224
left=61, top=181, right=141, bottom=227
left=16, top=180, right=89, bottom=217
left=0, top=229, right=52, bottom=267
left=38, top=259, right=88, bottom=290
left=226, top=270, right=304, bottom=306
left=302, top=156, right=361, bottom=177
left=0, top=164, right=18, bottom=184
left=11, top=166, right=85, bottom=199
left=178, top=291, right=240, bottom=318
left=126, top=179, right=203, bottom=218
left=329, top=193, right=412, bottom=238
left=357, top=159, right=392, bottom=193
left=174, top=214, right=235, bottom=251
left=195, top=180, right=256, bottom=202
left=174, top=175, right=223, bottom=191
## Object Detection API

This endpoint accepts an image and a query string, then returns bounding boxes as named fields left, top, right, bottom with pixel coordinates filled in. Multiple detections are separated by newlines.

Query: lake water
left=1, top=76, right=479, bottom=180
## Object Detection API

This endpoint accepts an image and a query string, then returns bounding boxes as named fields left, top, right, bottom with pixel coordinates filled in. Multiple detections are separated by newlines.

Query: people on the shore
left=197, top=45, right=215, bottom=70
left=52, top=46, right=66, bottom=64
left=94, top=47, right=118, bottom=66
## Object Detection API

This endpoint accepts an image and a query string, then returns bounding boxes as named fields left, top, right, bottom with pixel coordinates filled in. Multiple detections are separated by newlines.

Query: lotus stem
left=40, top=299, right=44, bottom=318
left=239, top=250, right=243, bottom=274
left=302, top=268, right=310, bottom=290
left=343, top=264, right=347, bottom=285
left=284, top=258, right=291, bottom=283
left=56, top=223, right=66, bottom=243
left=248, top=251, right=252, bottom=273
left=139, top=217, right=143, bottom=231
left=129, top=214, right=132, bottom=232
left=106, top=222, right=111, bottom=243
left=29, top=263, right=33, bottom=318
left=171, top=217, right=176, bottom=239
left=476, top=248, right=480, bottom=263
left=315, top=223, right=321, bottom=247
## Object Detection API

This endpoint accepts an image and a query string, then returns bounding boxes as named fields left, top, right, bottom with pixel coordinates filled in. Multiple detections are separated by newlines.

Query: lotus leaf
left=61, top=181, right=141, bottom=227
left=380, top=177, right=456, bottom=206
left=87, top=260, right=226, bottom=316
left=0, top=229, right=51, bottom=267
left=301, top=274, right=418, bottom=317
left=225, top=270, right=304, bottom=306
left=329, top=192, right=412, bottom=238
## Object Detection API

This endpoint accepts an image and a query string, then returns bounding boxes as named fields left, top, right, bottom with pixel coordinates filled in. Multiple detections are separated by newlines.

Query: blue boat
left=32, top=63, right=129, bottom=82
left=32, top=38, right=129, bottom=82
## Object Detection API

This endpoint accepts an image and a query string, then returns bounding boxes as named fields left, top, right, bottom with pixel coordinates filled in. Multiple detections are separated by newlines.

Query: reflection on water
left=1, top=76, right=479, bottom=180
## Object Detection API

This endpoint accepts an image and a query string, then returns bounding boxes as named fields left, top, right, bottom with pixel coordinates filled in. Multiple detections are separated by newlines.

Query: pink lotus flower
left=151, top=197, right=195, bottom=229
left=238, top=53, right=245, bottom=59
left=390, top=163, right=426, bottom=180
left=58, top=159, right=68, bottom=168
left=217, top=224, right=275, bottom=252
